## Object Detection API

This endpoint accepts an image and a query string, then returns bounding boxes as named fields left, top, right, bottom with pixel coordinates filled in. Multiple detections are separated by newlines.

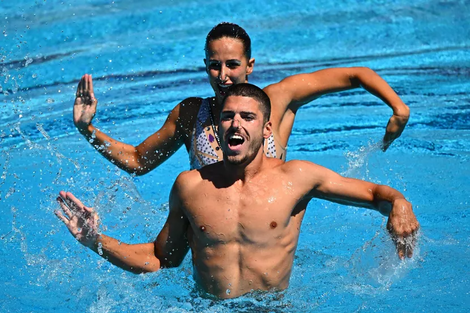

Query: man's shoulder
left=277, top=159, right=327, bottom=177
left=175, top=168, right=204, bottom=187
left=279, top=159, right=311, bottom=170
left=175, top=162, right=223, bottom=189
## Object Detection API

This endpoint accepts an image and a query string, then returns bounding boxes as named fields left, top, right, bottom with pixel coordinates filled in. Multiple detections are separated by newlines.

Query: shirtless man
left=56, top=84, right=419, bottom=299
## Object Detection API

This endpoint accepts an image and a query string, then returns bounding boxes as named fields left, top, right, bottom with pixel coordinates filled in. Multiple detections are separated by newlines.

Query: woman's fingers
left=88, top=75, right=94, bottom=95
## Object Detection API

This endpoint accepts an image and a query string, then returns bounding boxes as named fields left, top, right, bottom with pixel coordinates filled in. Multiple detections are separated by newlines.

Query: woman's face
left=205, top=37, right=255, bottom=104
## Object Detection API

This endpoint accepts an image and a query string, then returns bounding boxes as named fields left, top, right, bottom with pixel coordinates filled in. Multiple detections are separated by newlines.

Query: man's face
left=219, top=95, right=271, bottom=165
left=205, top=37, right=254, bottom=104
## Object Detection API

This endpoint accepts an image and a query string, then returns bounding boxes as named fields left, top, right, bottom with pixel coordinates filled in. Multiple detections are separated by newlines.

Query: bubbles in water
left=24, top=56, right=33, bottom=67
left=5, top=187, right=15, bottom=199
left=46, top=98, right=55, bottom=104
left=32, top=74, right=37, bottom=79
left=36, top=123, right=51, bottom=140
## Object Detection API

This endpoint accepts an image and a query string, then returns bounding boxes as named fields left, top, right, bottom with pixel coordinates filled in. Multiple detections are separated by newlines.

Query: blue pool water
left=1, top=0, right=469, bottom=312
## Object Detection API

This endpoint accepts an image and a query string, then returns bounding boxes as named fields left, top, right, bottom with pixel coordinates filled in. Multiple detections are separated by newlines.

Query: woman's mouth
left=218, top=83, right=231, bottom=96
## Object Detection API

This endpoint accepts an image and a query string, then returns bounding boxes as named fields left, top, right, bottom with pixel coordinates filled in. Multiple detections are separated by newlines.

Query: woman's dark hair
left=205, top=22, right=252, bottom=59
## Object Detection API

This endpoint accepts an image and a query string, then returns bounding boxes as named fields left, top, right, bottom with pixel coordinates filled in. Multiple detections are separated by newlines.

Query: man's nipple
left=270, top=221, right=277, bottom=229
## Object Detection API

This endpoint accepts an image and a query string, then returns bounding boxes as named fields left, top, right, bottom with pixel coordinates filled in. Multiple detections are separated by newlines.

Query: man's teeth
left=230, top=135, right=243, bottom=140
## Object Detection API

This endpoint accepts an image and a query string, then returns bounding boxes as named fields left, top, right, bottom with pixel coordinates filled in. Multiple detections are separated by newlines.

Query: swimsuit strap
left=189, top=98, right=287, bottom=169
left=189, top=98, right=220, bottom=170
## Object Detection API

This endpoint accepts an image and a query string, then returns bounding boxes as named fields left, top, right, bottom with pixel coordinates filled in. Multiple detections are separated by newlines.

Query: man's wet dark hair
left=223, top=83, right=271, bottom=123
left=205, top=22, right=252, bottom=59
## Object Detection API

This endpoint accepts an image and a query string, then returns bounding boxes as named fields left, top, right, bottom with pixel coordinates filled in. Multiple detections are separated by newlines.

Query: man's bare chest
left=183, top=182, right=302, bottom=245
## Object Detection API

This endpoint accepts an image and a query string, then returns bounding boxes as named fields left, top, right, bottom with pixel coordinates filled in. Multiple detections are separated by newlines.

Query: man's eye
left=209, top=63, right=220, bottom=69
left=226, top=62, right=240, bottom=69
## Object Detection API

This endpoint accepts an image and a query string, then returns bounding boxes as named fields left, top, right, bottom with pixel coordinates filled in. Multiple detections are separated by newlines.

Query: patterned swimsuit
left=189, top=98, right=278, bottom=170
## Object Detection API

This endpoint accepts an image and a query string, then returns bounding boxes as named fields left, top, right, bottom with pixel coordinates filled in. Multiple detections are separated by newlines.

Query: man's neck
left=222, top=148, right=267, bottom=184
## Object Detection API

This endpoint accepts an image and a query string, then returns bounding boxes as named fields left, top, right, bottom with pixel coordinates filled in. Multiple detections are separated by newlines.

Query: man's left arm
left=265, top=67, right=409, bottom=151
left=298, top=161, right=419, bottom=259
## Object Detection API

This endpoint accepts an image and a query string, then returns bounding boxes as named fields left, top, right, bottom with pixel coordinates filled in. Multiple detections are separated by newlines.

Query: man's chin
left=225, top=153, right=246, bottom=165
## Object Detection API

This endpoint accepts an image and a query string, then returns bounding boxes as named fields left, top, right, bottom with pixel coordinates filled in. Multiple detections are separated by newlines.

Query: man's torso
left=178, top=159, right=311, bottom=298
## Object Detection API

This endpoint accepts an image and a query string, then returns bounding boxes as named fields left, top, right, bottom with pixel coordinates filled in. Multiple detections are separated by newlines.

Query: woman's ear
left=246, top=58, right=255, bottom=76
left=203, top=59, right=209, bottom=74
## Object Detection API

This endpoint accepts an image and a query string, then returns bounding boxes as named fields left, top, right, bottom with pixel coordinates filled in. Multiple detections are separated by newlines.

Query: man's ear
left=246, top=58, right=255, bottom=76
left=263, top=120, right=272, bottom=139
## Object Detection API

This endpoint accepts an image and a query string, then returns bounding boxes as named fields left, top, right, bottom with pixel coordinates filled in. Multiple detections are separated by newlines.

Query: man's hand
left=382, top=113, right=409, bottom=151
left=74, top=74, right=98, bottom=132
left=55, top=191, right=100, bottom=248
left=386, top=198, right=419, bottom=259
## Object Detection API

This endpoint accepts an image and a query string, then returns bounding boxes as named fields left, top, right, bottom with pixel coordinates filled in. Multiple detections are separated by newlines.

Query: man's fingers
left=59, top=200, right=73, bottom=218
left=64, top=191, right=85, bottom=211
left=59, top=191, right=91, bottom=219
left=392, top=233, right=417, bottom=259
left=394, top=236, right=406, bottom=259
left=406, top=245, right=414, bottom=258
left=54, top=210, right=69, bottom=225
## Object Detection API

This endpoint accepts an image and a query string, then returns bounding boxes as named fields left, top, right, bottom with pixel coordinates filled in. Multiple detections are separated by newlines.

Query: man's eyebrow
left=241, top=111, right=256, bottom=115
left=221, top=110, right=234, bottom=114
left=209, top=59, right=241, bottom=63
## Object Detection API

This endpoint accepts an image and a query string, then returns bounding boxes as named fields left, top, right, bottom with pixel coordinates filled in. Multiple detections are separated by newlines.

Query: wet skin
left=58, top=94, right=419, bottom=299
left=73, top=36, right=409, bottom=175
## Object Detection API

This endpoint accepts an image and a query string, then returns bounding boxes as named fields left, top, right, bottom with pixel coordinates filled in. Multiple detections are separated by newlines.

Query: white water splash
left=342, top=141, right=382, bottom=178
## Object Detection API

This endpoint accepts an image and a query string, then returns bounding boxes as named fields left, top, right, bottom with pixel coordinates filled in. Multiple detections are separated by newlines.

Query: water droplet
left=24, top=56, right=33, bottom=67
left=46, top=98, right=54, bottom=103
left=32, top=73, right=37, bottom=78
left=225, top=289, right=231, bottom=295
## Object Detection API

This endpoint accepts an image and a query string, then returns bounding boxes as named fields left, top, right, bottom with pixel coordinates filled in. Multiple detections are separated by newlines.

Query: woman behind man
left=73, top=22, right=410, bottom=174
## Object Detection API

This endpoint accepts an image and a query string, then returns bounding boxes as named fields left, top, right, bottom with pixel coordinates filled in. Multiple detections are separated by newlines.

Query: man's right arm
left=55, top=184, right=191, bottom=273
left=74, top=74, right=196, bottom=176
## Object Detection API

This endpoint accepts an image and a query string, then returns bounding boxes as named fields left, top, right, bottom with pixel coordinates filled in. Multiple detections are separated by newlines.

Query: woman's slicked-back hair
left=223, top=83, right=271, bottom=123
left=205, top=22, right=252, bottom=59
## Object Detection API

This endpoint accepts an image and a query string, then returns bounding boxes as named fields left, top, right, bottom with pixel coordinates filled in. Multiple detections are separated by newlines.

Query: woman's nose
left=219, top=66, right=228, bottom=82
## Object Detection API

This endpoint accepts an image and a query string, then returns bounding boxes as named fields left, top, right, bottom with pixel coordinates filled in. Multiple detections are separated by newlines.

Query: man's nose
left=231, top=117, right=240, bottom=129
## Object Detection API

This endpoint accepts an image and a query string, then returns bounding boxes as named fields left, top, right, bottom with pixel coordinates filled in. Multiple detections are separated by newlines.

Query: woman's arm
left=264, top=67, right=409, bottom=151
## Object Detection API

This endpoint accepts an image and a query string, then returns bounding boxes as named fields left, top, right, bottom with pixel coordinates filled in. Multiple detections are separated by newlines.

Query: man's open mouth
left=228, top=134, right=245, bottom=147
